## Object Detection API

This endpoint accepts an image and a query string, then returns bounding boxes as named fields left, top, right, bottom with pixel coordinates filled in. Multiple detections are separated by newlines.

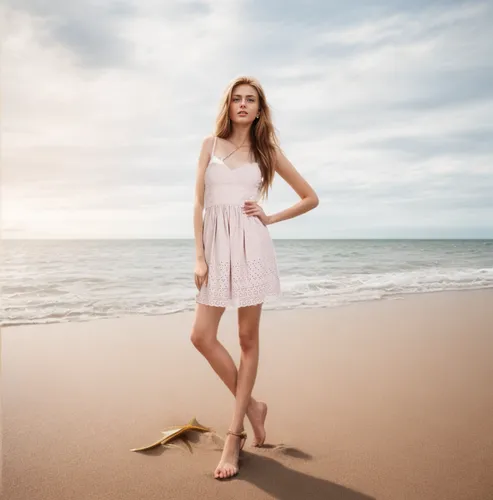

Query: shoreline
left=2, top=286, right=493, bottom=329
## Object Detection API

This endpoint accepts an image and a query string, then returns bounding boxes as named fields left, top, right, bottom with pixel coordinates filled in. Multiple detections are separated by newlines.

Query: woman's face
left=229, top=84, right=260, bottom=125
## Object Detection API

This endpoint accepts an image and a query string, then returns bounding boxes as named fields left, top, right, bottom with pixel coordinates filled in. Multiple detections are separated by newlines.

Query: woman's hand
left=194, top=258, right=208, bottom=290
left=243, top=200, right=271, bottom=225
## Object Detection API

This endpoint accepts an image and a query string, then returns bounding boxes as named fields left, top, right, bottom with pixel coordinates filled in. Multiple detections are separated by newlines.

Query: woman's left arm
left=265, top=148, right=319, bottom=225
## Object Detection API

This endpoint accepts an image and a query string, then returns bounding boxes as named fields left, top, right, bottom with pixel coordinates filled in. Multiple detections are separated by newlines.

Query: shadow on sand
left=232, top=447, right=376, bottom=500
left=138, top=432, right=376, bottom=499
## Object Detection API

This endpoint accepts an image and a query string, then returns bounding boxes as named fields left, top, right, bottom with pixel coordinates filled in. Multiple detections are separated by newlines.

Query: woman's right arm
left=193, top=135, right=214, bottom=290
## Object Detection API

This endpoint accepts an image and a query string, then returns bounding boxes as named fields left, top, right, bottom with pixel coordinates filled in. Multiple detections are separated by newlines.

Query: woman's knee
left=190, top=304, right=223, bottom=351
left=190, top=325, right=208, bottom=349
left=238, top=326, right=259, bottom=352
left=190, top=323, right=217, bottom=352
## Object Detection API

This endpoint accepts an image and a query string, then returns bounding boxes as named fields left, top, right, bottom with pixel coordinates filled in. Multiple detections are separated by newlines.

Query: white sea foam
left=1, top=239, right=492, bottom=326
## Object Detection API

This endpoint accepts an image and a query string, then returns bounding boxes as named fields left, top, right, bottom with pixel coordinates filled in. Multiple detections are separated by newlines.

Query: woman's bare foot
left=247, top=400, right=268, bottom=447
left=214, top=431, right=246, bottom=479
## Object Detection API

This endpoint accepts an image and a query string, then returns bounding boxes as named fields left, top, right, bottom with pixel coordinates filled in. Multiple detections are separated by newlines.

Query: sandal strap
left=226, top=430, right=247, bottom=438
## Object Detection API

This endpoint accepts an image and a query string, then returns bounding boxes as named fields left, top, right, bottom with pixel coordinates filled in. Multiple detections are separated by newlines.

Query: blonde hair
left=214, top=76, right=280, bottom=200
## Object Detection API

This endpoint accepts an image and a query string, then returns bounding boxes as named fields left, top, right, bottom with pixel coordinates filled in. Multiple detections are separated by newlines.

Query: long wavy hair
left=214, top=76, right=280, bottom=200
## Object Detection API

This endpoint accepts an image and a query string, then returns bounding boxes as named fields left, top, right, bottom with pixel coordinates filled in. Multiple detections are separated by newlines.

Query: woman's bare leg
left=190, top=303, right=267, bottom=445
left=213, top=303, right=263, bottom=479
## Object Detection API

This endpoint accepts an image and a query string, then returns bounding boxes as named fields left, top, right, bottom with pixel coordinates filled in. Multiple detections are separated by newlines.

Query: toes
left=251, top=435, right=265, bottom=447
left=214, top=463, right=238, bottom=479
left=214, top=465, right=226, bottom=479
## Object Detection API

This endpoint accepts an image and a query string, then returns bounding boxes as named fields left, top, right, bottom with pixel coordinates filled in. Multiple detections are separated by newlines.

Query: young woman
left=191, top=76, right=319, bottom=480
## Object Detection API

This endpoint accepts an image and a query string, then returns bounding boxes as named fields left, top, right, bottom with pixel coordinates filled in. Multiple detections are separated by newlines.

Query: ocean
left=1, top=239, right=492, bottom=327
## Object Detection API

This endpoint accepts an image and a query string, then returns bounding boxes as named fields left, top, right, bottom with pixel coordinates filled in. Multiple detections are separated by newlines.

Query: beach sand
left=2, top=289, right=493, bottom=500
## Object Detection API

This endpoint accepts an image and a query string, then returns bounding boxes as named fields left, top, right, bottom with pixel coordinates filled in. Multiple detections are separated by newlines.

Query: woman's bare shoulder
left=201, top=134, right=216, bottom=153
left=196, top=135, right=216, bottom=171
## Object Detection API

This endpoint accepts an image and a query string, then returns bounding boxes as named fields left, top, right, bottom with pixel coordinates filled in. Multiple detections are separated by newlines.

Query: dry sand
left=2, top=289, right=493, bottom=500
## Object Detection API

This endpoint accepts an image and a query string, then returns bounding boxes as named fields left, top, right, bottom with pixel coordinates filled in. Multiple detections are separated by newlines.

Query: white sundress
left=196, top=136, right=281, bottom=308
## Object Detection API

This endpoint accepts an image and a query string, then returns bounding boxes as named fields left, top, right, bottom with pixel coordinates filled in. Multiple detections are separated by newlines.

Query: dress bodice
left=204, top=155, right=262, bottom=209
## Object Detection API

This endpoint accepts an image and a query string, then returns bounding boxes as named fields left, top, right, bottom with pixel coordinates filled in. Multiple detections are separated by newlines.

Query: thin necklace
left=222, top=138, right=248, bottom=161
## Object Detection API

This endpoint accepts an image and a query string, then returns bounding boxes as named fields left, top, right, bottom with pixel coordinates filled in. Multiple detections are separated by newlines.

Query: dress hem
left=195, top=291, right=281, bottom=309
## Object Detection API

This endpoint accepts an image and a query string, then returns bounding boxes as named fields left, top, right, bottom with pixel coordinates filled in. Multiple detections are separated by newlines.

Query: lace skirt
left=195, top=204, right=281, bottom=308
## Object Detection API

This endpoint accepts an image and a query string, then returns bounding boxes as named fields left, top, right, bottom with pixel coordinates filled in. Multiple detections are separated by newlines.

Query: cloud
left=4, top=0, right=136, bottom=66
left=1, top=0, right=492, bottom=238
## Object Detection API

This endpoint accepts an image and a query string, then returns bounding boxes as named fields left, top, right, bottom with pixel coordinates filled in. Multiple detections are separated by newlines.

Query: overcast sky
left=2, top=0, right=492, bottom=239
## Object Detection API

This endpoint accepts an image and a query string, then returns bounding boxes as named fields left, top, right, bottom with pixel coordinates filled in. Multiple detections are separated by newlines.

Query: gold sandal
left=226, top=429, right=247, bottom=451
